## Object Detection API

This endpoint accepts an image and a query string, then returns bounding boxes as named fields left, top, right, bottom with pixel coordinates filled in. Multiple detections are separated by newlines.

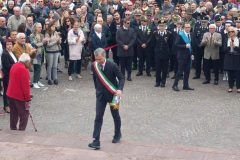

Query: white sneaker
left=69, top=76, right=73, bottom=81
left=33, top=83, right=40, bottom=89
left=76, top=74, right=82, bottom=79
left=38, top=81, right=45, bottom=87
left=223, top=73, right=226, bottom=81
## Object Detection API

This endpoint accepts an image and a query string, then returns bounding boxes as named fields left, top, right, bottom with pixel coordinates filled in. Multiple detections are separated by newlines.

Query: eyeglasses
left=228, top=31, right=234, bottom=33
left=125, top=14, right=130, bottom=15
left=2, top=9, right=7, bottom=11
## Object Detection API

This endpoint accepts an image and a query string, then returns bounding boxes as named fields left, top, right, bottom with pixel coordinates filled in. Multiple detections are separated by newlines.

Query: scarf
left=227, top=37, right=239, bottom=47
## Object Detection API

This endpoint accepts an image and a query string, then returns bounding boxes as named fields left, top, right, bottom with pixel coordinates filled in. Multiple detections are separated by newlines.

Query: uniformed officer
left=183, top=9, right=196, bottom=31
left=153, top=19, right=172, bottom=87
left=136, top=16, right=153, bottom=76
left=192, top=16, right=209, bottom=79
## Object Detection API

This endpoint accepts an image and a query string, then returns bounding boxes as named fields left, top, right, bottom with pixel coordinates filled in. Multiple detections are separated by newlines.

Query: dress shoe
left=171, top=75, right=176, bottom=79
left=146, top=73, right=151, bottom=77
left=172, top=85, right=180, bottom=91
left=127, top=77, right=132, bottom=81
left=48, top=80, right=53, bottom=85
left=136, top=72, right=143, bottom=76
left=183, top=87, right=194, bottom=90
left=192, top=76, right=200, bottom=79
left=160, top=83, right=165, bottom=88
left=88, top=140, right=100, bottom=150
left=112, top=134, right=122, bottom=143
left=154, top=83, right=160, bottom=87
left=54, top=80, right=58, bottom=85
left=202, top=81, right=210, bottom=84
left=214, top=81, right=218, bottom=85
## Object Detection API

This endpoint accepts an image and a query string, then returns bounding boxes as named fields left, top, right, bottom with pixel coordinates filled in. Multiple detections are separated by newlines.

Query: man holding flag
left=172, top=23, right=194, bottom=92
left=89, top=48, right=125, bottom=150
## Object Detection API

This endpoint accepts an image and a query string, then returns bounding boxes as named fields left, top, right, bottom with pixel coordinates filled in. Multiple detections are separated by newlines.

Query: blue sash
left=179, top=31, right=191, bottom=54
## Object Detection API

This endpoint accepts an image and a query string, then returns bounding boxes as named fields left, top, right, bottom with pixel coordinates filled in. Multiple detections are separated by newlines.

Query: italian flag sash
left=93, top=61, right=120, bottom=109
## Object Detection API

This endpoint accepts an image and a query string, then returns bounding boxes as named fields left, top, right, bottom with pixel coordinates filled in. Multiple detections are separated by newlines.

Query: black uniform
left=135, top=25, right=153, bottom=75
left=193, top=25, right=208, bottom=78
left=153, top=30, right=172, bottom=87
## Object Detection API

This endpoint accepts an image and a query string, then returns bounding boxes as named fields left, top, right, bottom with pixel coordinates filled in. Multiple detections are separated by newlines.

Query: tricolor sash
left=179, top=31, right=191, bottom=53
left=93, top=61, right=120, bottom=109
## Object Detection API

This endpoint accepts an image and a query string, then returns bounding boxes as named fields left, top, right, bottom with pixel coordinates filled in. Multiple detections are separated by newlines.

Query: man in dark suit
left=116, top=18, right=136, bottom=81
left=136, top=16, right=153, bottom=77
left=88, top=48, right=125, bottom=150
left=91, top=23, right=107, bottom=52
left=172, top=23, right=194, bottom=91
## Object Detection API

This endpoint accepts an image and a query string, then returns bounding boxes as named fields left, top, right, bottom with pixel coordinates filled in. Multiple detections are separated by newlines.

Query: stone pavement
left=0, top=130, right=239, bottom=160
left=0, top=63, right=240, bottom=159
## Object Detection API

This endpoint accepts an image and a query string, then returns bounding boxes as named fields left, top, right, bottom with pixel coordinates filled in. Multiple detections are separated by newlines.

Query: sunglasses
left=2, top=9, right=7, bottom=11
left=228, top=31, right=234, bottom=33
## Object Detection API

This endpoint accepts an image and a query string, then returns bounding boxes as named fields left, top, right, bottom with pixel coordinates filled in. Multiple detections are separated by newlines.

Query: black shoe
left=54, top=80, right=58, bottom=85
left=88, top=140, right=100, bottom=150
left=172, top=85, right=180, bottom=91
left=112, top=134, right=122, bottom=143
left=183, top=87, right=194, bottom=90
left=154, top=83, right=160, bottom=87
left=136, top=72, right=143, bottom=76
left=57, top=68, right=63, bottom=73
left=48, top=80, right=53, bottom=85
left=214, top=81, right=218, bottom=85
left=146, top=73, right=151, bottom=77
left=132, top=66, right=137, bottom=70
left=171, top=75, right=176, bottom=79
left=160, top=83, right=165, bottom=88
left=202, top=81, right=210, bottom=84
left=30, top=83, right=33, bottom=88
left=127, top=77, right=132, bottom=81
left=64, top=62, right=68, bottom=68
left=193, top=76, right=200, bottom=79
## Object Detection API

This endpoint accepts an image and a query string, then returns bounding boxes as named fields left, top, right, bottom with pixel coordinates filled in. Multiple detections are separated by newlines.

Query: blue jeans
left=46, top=52, right=60, bottom=81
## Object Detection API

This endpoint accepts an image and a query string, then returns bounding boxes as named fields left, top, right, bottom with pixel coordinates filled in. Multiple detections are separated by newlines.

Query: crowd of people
left=0, top=0, right=239, bottom=116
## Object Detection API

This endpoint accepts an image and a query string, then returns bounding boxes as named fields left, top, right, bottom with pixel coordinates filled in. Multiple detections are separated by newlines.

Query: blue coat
left=91, top=31, right=107, bottom=51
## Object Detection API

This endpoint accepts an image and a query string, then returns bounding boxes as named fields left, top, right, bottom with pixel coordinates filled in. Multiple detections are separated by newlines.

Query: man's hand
left=123, top=45, right=129, bottom=50
left=115, top=90, right=122, bottom=97
left=186, top=43, right=190, bottom=48
left=141, top=43, right=147, bottom=48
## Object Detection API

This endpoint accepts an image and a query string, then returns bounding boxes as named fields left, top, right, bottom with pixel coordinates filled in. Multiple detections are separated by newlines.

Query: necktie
left=99, top=64, right=103, bottom=71
left=187, top=34, right=190, bottom=41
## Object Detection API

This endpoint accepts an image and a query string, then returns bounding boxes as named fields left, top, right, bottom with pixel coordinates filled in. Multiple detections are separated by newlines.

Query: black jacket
left=1, top=50, right=17, bottom=77
left=91, top=31, right=107, bottom=51
left=175, top=33, right=193, bottom=60
left=93, top=60, right=125, bottom=102
left=116, top=27, right=136, bottom=57
left=136, top=26, right=152, bottom=47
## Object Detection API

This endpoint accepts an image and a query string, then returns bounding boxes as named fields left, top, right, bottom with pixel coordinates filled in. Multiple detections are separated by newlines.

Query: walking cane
left=29, top=112, right=37, bottom=132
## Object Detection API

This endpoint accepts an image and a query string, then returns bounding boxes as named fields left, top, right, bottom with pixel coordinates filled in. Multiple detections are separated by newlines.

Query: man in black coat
left=153, top=19, right=172, bottom=87
left=136, top=16, right=153, bottom=77
left=88, top=48, right=125, bottom=150
left=172, top=23, right=194, bottom=91
left=116, top=18, right=136, bottom=81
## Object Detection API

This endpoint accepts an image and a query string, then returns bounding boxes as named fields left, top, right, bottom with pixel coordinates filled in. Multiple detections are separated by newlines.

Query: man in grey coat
left=7, top=6, right=26, bottom=31
left=116, top=18, right=136, bottom=81
left=200, top=24, right=222, bottom=85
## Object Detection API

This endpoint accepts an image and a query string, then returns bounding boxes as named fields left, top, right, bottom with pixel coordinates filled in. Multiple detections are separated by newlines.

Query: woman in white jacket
left=68, top=21, right=85, bottom=81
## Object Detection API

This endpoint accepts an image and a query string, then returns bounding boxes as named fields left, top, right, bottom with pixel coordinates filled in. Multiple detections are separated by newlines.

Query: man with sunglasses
left=116, top=18, right=136, bottom=81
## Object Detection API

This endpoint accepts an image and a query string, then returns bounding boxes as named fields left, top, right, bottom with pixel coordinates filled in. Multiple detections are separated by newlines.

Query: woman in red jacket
left=7, top=53, right=31, bottom=131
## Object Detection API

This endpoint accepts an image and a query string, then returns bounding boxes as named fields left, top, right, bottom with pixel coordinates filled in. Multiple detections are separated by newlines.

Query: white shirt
left=95, top=31, right=102, bottom=39
left=9, top=51, right=18, bottom=63
left=101, top=59, right=106, bottom=71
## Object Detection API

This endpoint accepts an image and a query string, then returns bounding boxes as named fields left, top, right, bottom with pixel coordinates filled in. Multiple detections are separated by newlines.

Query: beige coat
left=68, top=28, right=85, bottom=60
left=200, top=32, right=222, bottom=60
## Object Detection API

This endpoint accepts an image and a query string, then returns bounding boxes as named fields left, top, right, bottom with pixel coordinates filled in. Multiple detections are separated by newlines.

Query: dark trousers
left=138, top=47, right=151, bottom=73
left=112, top=47, right=119, bottom=65
left=61, top=42, right=69, bottom=62
left=68, top=59, right=82, bottom=76
left=119, top=57, right=133, bottom=78
left=33, top=64, right=41, bottom=83
left=156, top=58, right=169, bottom=84
left=169, top=54, right=176, bottom=72
left=9, top=97, right=29, bottom=131
left=194, top=48, right=204, bottom=77
left=93, top=97, right=121, bottom=141
left=228, top=70, right=240, bottom=89
left=173, top=57, right=191, bottom=88
left=133, top=44, right=138, bottom=68
left=203, top=58, right=219, bottom=81
left=2, top=76, right=9, bottom=107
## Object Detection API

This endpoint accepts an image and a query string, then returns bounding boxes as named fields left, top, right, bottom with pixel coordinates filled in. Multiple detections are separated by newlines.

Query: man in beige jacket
left=200, top=24, right=222, bottom=85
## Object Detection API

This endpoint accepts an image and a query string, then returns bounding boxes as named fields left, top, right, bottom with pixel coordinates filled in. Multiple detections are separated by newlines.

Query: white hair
left=94, top=48, right=106, bottom=57
left=209, top=24, right=216, bottom=28
left=16, top=33, right=25, bottom=39
left=94, top=23, right=102, bottom=31
left=19, top=53, right=31, bottom=62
